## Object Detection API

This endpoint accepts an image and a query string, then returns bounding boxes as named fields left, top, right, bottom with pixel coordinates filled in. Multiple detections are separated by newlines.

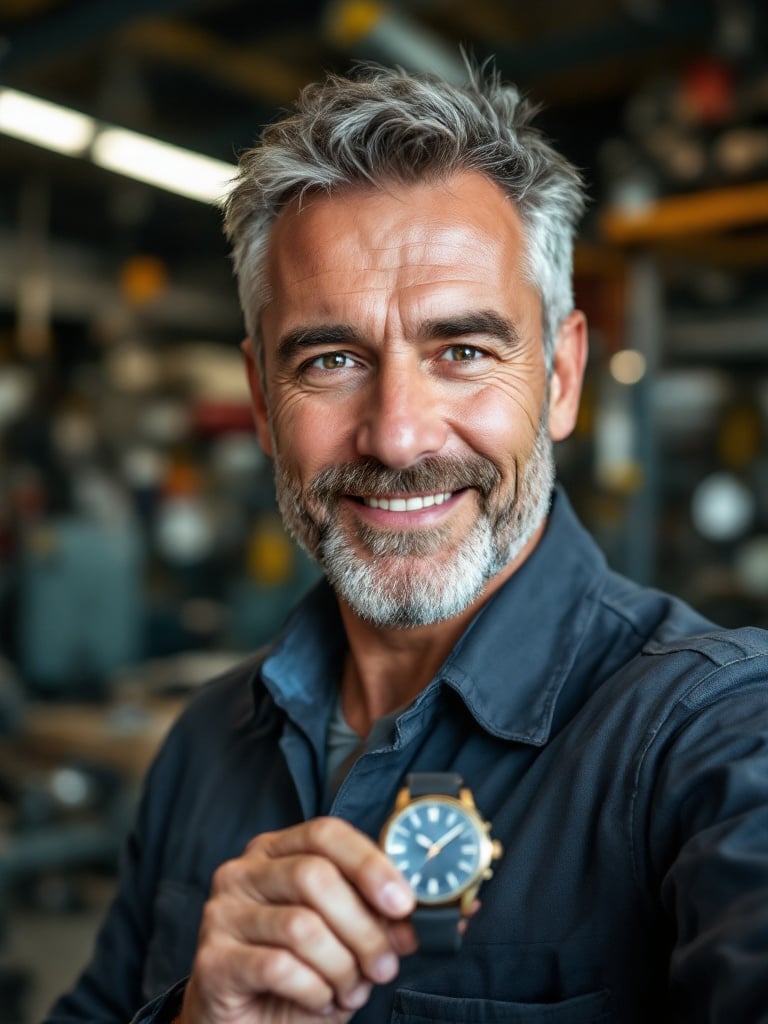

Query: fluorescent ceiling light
left=92, top=127, right=235, bottom=204
left=0, top=87, right=237, bottom=204
left=0, top=88, right=96, bottom=155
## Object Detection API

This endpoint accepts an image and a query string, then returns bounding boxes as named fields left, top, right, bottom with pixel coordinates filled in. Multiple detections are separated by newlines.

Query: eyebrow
left=274, top=309, right=522, bottom=367
left=417, top=310, right=522, bottom=350
left=275, top=324, right=361, bottom=367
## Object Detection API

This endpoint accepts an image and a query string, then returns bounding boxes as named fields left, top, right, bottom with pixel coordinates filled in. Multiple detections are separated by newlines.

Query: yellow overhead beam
left=602, top=180, right=768, bottom=246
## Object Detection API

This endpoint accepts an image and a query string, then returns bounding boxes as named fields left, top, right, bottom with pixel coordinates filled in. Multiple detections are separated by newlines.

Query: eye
left=309, top=351, right=357, bottom=370
left=441, top=344, right=486, bottom=362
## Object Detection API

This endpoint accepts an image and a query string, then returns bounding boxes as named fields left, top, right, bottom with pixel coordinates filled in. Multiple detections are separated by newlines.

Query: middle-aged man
left=46, top=63, right=768, bottom=1024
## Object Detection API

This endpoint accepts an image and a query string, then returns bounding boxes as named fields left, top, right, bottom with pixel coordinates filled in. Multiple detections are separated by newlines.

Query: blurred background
left=0, top=0, right=767, bottom=1019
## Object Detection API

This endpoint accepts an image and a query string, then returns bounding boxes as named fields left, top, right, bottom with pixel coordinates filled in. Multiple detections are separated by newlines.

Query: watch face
left=382, top=795, right=484, bottom=904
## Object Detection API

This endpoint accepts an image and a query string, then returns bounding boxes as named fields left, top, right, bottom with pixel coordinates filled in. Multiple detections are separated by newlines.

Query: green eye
left=445, top=344, right=483, bottom=362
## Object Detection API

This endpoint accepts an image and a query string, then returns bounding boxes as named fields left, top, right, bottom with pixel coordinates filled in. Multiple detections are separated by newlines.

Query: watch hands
left=415, top=833, right=433, bottom=850
left=426, top=822, right=465, bottom=860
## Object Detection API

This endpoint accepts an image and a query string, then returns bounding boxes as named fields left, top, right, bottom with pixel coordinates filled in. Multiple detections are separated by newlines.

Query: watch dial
left=383, top=797, right=482, bottom=903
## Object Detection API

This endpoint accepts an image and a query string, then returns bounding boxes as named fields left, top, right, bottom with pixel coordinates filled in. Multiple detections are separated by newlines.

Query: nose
left=355, top=359, right=448, bottom=469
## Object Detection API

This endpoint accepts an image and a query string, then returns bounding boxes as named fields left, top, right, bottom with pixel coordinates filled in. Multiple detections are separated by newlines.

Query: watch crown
left=491, top=839, right=503, bottom=860
left=483, top=868, right=494, bottom=881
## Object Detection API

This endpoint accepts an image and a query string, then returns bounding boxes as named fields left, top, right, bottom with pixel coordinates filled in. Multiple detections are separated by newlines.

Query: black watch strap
left=405, top=771, right=463, bottom=798
left=405, top=772, right=466, bottom=956
left=412, top=906, right=463, bottom=955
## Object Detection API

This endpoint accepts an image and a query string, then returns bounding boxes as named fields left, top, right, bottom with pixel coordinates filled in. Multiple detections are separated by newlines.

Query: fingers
left=251, top=817, right=415, bottom=919
left=211, top=820, right=415, bottom=998
left=200, top=893, right=376, bottom=1010
left=185, top=817, right=417, bottom=1022
left=190, top=938, right=341, bottom=1017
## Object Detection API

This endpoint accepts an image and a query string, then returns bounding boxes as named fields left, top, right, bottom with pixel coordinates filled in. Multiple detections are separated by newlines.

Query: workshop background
left=0, top=1, right=767, bottom=1020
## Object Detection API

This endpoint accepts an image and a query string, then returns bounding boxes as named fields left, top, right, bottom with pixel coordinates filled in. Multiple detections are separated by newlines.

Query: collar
left=260, top=486, right=608, bottom=750
left=437, top=487, right=607, bottom=745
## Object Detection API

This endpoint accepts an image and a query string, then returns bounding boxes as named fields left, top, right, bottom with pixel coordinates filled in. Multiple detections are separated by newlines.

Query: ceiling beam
left=0, top=0, right=214, bottom=75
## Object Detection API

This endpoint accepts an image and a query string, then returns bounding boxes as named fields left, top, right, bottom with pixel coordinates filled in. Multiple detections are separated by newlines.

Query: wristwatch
left=379, top=772, right=502, bottom=954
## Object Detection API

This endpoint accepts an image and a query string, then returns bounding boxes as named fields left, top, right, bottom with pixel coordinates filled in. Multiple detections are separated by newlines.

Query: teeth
left=363, top=492, right=452, bottom=511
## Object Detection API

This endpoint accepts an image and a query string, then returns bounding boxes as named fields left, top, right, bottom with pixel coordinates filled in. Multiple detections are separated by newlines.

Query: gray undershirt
left=324, top=694, right=400, bottom=808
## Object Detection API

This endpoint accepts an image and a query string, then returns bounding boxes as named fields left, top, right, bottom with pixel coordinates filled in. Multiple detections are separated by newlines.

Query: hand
left=177, top=817, right=417, bottom=1024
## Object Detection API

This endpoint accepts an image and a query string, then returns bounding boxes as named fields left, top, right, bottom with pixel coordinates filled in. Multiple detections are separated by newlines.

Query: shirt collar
left=260, top=486, right=607, bottom=749
left=438, top=487, right=607, bottom=745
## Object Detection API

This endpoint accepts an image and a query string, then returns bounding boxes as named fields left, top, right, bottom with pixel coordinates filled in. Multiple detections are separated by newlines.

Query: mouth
left=359, top=491, right=454, bottom=512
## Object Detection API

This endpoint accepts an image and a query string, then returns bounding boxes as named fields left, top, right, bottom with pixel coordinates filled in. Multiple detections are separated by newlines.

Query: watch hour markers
left=427, top=878, right=440, bottom=896
left=427, top=806, right=440, bottom=823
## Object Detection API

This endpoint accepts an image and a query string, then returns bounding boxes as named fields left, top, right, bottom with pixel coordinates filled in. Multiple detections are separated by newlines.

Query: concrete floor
left=4, top=876, right=114, bottom=1023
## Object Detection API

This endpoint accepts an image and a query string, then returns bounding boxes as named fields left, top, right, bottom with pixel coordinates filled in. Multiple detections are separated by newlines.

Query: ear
left=547, top=310, right=588, bottom=443
left=241, top=338, right=274, bottom=457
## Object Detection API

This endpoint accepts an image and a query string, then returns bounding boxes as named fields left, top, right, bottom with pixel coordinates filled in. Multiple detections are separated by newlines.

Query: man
left=47, top=63, right=768, bottom=1024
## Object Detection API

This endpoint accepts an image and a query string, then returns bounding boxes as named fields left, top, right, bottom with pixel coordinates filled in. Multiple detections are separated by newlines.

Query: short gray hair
left=224, top=61, right=585, bottom=368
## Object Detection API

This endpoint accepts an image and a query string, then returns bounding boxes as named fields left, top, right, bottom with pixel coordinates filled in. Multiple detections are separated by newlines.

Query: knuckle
left=193, top=941, right=227, bottom=983
left=260, top=947, right=297, bottom=990
left=292, top=853, right=338, bottom=896
left=198, top=896, right=227, bottom=938
left=305, top=815, right=343, bottom=849
left=245, top=829, right=275, bottom=855
left=210, top=857, right=242, bottom=895
left=281, top=906, right=324, bottom=947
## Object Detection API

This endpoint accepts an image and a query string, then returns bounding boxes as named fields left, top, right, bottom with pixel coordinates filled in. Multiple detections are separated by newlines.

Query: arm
left=644, top=655, right=768, bottom=1019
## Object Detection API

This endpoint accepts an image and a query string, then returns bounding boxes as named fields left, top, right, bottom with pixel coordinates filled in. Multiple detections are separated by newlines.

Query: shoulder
left=145, top=647, right=278, bottom=790
left=166, top=647, right=275, bottom=745
left=578, top=568, right=768, bottom=740
left=639, top=625, right=768, bottom=715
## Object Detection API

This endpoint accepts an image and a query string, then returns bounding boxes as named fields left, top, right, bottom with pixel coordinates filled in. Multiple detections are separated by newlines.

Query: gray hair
left=224, top=61, right=585, bottom=369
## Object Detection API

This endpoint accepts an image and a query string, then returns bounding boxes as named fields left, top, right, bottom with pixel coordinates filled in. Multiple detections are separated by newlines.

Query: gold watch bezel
left=380, top=790, right=501, bottom=911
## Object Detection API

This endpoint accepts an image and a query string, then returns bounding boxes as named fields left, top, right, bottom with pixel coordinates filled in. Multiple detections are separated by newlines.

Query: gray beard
left=272, top=420, right=555, bottom=629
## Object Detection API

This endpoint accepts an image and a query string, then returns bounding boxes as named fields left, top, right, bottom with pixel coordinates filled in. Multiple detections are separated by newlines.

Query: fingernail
left=372, top=951, right=399, bottom=983
left=342, top=982, right=372, bottom=1010
left=381, top=880, right=413, bottom=915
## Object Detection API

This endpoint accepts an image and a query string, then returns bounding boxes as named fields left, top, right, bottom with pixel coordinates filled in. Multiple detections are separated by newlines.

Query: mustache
left=306, top=455, right=503, bottom=503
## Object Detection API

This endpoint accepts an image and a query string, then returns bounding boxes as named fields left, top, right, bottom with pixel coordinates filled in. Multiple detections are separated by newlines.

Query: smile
left=361, top=492, right=453, bottom=511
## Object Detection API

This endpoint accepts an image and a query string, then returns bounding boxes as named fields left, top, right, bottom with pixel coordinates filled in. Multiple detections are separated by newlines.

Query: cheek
left=270, top=394, right=356, bottom=479
left=452, top=378, right=545, bottom=463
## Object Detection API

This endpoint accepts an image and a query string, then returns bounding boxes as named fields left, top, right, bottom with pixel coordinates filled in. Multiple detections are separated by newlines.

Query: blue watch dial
left=382, top=796, right=482, bottom=904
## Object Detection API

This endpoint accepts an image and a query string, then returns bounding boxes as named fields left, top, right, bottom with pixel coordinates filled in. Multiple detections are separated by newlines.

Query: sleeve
left=128, top=979, right=188, bottom=1024
left=41, top=724, right=188, bottom=1024
left=644, top=651, right=768, bottom=1021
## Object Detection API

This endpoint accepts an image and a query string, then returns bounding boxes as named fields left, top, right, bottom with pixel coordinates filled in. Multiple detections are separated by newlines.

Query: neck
left=336, top=520, right=546, bottom=736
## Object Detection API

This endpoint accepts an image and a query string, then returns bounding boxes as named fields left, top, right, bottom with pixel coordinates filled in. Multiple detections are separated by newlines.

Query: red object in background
left=192, top=401, right=255, bottom=436
left=681, top=58, right=735, bottom=125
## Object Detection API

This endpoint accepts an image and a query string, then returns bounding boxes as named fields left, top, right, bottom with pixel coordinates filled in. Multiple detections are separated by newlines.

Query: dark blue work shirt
left=46, top=489, right=768, bottom=1023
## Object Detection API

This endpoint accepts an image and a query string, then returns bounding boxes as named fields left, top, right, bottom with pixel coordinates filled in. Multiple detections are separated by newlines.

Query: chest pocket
left=142, top=879, right=207, bottom=1003
left=391, top=987, right=612, bottom=1023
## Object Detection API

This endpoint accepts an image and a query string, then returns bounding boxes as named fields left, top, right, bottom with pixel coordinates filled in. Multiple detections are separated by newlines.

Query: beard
left=272, top=419, right=555, bottom=629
